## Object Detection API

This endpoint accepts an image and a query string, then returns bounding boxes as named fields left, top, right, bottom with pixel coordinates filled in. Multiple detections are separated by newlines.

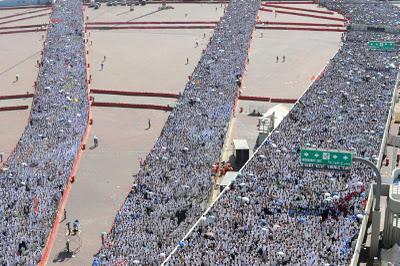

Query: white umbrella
left=242, top=197, right=250, bottom=203
left=273, top=224, right=281, bottom=231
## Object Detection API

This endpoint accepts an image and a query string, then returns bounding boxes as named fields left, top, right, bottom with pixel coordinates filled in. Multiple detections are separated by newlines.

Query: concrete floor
left=0, top=27, right=46, bottom=166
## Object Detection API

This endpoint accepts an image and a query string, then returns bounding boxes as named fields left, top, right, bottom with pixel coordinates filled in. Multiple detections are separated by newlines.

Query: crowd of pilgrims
left=95, top=0, right=260, bottom=264
left=166, top=2, right=400, bottom=266
left=0, top=0, right=88, bottom=264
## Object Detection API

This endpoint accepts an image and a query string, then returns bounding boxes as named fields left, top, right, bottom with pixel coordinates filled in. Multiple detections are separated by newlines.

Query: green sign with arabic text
left=300, top=149, right=353, bottom=168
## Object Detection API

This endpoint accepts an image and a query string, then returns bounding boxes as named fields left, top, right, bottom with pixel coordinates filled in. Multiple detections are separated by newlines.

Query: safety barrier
left=0, top=12, right=51, bottom=26
left=90, top=89, right=301, bottom=103
left=270, top=97, right=298, bottom=103
left=238, top=95, right=270, bottom=102
left=261, top=1, right=315, bottom=4
left=0, top=5, right=52, bottom=10
left=258, top=21, right=344, bottom=27
left=0, top=93, right=34, bottom=100
left=0, top=7, right=50, bottom=20
left=0, top=28, right=46, bottom=34
left=90, top=89, right=179, bottom=98
left=86, top=21, right=218, bottom=25
left=259, top=8, right=348, bottom=22
left=0, top=24, right=46, bottom=30
left=0, top=105, right=29, bottom=112
left=255, top=26, right=346, bottom=32
left=262, top=3, right=334, bottom=14
left=86, top=25, right=215, bottom=30
left=92, top=101, right=174, bottom=111
left=146, top=0, right=228, bottom=3
left=38, top=6, right=92, bottom=266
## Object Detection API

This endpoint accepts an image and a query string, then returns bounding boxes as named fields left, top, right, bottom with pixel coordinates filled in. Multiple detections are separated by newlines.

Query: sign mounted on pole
left=300, top=149, right=353, bottom=169
left=368, top=41, right=395, bottom=51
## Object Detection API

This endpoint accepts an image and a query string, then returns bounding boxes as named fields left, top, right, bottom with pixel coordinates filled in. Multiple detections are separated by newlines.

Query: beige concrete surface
left=48, top=108, right=168, bottom=265
left=0, top=27, right=44, bottom=164
left=86, top=3, right=225, bottom=22
left=88, top=28, right=213, bottom=94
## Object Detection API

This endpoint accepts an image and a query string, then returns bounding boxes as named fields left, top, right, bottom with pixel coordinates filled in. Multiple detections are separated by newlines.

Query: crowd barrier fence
left=86, top=25, right=215, bottom=30
left=0, top=5, right=52, bottom=10
left=255, top=26, right=346, bottom=32
left=0, top=24, right=46, bottom=30
left=86, top=21, right=218, bottom=25
left=0, top=93, right=34, bottom=100
left=0, top=12, right=51, bottom=26
left=259, top=7, right=347, bottom=22
left=91, top=101, right=174, bottom=111
left=0, top=7, right=50, bottom=21
left=0, top=105, right=28, bottom=112
left=262, top=3, right=334, bottom=14
left=90, top=89, right=179, bottom=98
left=0, top=28, right=46, bottom=34
left=258, top=21, right=344, bottom=27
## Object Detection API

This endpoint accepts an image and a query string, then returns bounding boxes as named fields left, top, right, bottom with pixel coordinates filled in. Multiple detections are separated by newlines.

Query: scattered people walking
left=276, top=56, right=279, bottom=63
left=282, top=55, right=286, bottom=63
left=93, top=135, right=99, bottom=148
left=146, top=119, right=151, bottom=130
left=15, top=74, right=19, bottom=82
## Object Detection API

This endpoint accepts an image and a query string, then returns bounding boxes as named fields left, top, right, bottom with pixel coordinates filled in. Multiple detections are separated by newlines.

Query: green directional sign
left=300, top=149, right=353, bottom=168
left=368, top=41, right=395, bottom=51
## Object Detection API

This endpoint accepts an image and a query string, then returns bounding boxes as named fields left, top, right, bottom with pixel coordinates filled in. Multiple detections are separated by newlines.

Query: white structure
left=256, top=104, right=289, bottom=147
left=383, top=183, right=400, bottom=248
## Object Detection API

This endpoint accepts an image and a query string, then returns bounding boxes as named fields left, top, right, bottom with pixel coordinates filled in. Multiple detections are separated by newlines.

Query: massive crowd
left=166, top=2, right=400, bottom=266
left=95, top=0, right=260, bottom=264
left=0, top=0, right=88, bottom=264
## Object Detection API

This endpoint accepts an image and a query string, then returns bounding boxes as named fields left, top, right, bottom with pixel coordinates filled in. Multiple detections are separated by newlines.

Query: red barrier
left=0, top=12, right=51, bottom=26
left=91, top=89, right=300, bottom=103
left=239, top=95, right=270, bottom=102
left=87, top=21, right=218, bottom=25
left=86, top=25, right=215, bottom=30
left=90, top=89, right=179, bottom=99
left=262, top=1, right=315, bottom=4
left=257, top=21, right=344, bottom=27
left=0, top=28, right=46, bottom=34
left=259, top=8, right=347, bottom=22
left=0, top=105, right=29, bottom=112
left=0, top=93, right=34, bottom=100
left=270, top=98, right=297, bottom=103
left=256, top=26, right=346, bottom=32
left=0, top=24, right=46, bottom=30
left=146, top=0, right=228, bottom=3
left=0, top=7, right=50, bottom=20
left=262, top=3, right=334, bottom=14
left=92, top=101, right=174, bottom=111
left=0, top=5, right=52, bottom=10
left=38, top=6, right=92, bottom=266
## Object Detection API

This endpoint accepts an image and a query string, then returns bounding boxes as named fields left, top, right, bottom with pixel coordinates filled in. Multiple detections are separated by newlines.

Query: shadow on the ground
left=52, top=250, right=73, bottom=263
